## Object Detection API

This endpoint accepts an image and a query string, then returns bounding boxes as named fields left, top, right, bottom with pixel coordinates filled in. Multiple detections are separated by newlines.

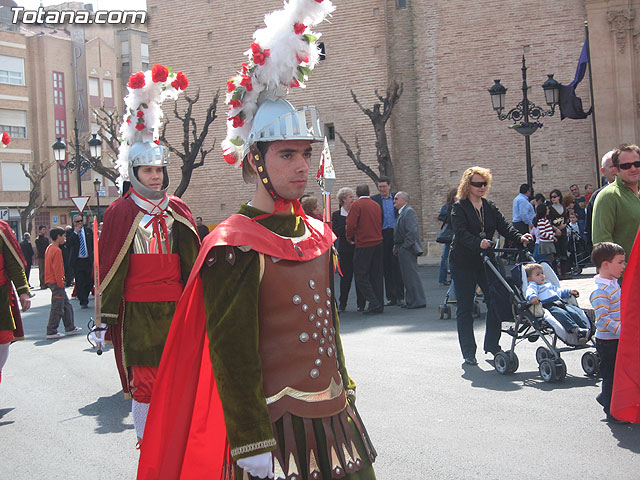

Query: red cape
left=0, top=220, right=26, bottom=338
left=137, top=214, right=334, bottom=479
left=611, top=229, right=640, bottom=423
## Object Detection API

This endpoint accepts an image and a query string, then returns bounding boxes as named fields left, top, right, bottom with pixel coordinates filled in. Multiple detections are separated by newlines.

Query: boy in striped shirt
left=589, top=242, right=627, bottom=424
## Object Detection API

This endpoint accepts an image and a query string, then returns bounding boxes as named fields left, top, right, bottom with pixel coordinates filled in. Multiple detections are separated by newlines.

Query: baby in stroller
left=523, top=263, right=591, bottom=344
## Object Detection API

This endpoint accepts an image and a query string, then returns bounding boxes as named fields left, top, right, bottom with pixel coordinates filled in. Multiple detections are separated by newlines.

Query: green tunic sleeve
left=201, top=246, right=276, bottom=460
left=591, top=187, right=616, bottom=246
left=2, top=238, right=29, bottom=295
left=172, top=221, right=199, bottom=283
left=100, top=253, right=129, bottom=325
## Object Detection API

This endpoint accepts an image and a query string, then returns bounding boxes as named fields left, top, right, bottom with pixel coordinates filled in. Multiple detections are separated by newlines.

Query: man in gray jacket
left=393, top=191, right=426, bottom=309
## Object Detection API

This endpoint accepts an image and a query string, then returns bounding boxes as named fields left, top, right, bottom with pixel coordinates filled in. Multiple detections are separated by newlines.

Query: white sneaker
left=66, top=327, right=82, bottom=335
left=46, top=332, right=65, bottom=339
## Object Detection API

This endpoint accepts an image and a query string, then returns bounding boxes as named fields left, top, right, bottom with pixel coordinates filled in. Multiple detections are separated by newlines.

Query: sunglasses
left=550, top=195, right=559, bottom=199
left=469, top=181, right=488, bottom=188
left=617, top=160, right=640, bottom=170
left=74, top=220, right=83, bottom=223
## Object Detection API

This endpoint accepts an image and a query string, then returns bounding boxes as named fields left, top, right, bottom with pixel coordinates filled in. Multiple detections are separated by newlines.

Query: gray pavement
left=1, top=265, right=639, bottom=479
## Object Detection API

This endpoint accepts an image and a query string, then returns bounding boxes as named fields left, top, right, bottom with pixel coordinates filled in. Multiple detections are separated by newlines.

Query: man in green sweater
left=592, top=144, right=640, bottom=263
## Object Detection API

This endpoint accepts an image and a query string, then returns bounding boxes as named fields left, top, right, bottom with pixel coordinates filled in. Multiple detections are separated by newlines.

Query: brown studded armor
left=258, top=249, right=346, bottom=422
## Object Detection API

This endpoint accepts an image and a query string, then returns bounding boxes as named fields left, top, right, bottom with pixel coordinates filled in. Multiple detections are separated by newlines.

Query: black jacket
left=66, top=226, right=94, bottom=266
left=450, top=197, right=521, bottom=268
left=19, top=240, right=34, bottom=266
left=35, top=234, right=49, bottom=258
left=331, top=209, right=354, bottom=254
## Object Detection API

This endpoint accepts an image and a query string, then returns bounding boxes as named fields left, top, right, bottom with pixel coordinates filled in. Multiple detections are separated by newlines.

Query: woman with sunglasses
left=548, top=189, right=570, bottom=279
left=450, top=167, right=532, bottom=366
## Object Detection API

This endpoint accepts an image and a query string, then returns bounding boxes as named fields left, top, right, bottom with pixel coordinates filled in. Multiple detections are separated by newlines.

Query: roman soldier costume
left=138, top=2, right=376, bottom=478
left=97, top=67, right=199, bottom=440
left=0, top=219, right=30, bottom=383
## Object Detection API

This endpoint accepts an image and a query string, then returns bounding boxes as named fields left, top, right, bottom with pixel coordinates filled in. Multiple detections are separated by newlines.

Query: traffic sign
left=70, top=195, right=91, bottom=213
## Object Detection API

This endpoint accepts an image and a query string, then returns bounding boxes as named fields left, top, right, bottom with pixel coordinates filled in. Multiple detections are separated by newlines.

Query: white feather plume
left=116, top=67, right=187, bottom=187
left=222, top=0, right=335, bottom=168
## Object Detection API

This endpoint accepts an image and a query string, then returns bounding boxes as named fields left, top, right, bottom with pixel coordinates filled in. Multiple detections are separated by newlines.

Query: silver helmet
left=127, top=131, right=170, bottom=200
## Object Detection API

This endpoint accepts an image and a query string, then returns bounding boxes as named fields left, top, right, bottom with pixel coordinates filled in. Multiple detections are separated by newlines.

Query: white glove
left=237, top=452, right=274, bottom=479
left=90, top=326, right=107, bottom=348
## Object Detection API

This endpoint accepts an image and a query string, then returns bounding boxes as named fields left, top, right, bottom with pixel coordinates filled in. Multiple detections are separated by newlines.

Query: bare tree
left=92, top=105, right=122, bottom=185
left=160, top=88, right=220, bottom=197
left=19, top=160, right=56, bottom=234
left=337, top=81, right=403, bottom=186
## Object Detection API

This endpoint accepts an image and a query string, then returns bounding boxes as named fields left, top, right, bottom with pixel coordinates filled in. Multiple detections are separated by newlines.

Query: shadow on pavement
left=610, top=422, right=640, bottom=453
left=0, top=407, right=15, bottom=426
left=79, top=391, right=134, bottom=434
left=461, top=364, right=601, bottom=392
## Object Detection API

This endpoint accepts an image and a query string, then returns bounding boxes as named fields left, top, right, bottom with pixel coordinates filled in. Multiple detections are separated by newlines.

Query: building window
left=0, top=109, right=27, bottom=138
left=55, top=119, right=66, bottom=137
left=59, top=214, right=67, bottom=225
left=52, top=72, right=65, bottom=106
left=2, top=163, right=30, bottom=191
left=0, top=55, right=25, bottom=85
left=141, top=42, right=149, bottom=60
left=57, top=165, right=70, bottom=200
left=103, top=79, right=113, bottom=99
left=318, top=42, right=326, bottom=61
left=89, top=77, right=100, bottom=96
left=121, top=40, right=130, bottom=56
left=34, top=212, right=51, bottom=231
left=141, top=62, right=149, bottom=71
left=396, top=0, right=407, bottom=8
left=324, top=123, right=335, bottom=141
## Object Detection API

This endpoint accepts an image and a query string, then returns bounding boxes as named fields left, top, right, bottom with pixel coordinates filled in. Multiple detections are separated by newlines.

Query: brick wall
left=147, top=0, right=598, bottom=248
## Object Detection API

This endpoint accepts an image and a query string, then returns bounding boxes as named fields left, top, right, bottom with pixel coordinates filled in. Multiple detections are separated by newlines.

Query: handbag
left=436, top=222, right=454, bottom=244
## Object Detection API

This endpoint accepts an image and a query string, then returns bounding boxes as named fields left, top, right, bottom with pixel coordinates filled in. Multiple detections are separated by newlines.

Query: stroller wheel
left=554, top=358, right=567, bottom=381
left=507, top=350, right=519, bottom=373
left=438, top=305, right=444, bottom=319
left=494, top=351, right=511, bottom=375
left=539, top=358, right=557, bottom=383
left=444, top=305, right=451, bottom=319
left=535, top=346, right=551, bottom=364
left=472, top=302, right=481, bottom=318
left=581, top=351, right=600, bottom=376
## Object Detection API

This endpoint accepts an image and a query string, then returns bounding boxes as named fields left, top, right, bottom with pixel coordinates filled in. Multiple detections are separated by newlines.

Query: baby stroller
left=438, top=282, right=483, bottom=320
left=567, top=228, right=590, bottom=275
left=481, top=247, right=600, bottom=383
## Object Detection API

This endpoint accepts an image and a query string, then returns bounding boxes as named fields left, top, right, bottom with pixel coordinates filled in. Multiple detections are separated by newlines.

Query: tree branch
left=336, top=131, right=379, bottom=184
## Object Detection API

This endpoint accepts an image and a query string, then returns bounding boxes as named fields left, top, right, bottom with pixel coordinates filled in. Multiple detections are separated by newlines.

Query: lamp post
left=488, top=55, right=560, bottom=189
left=51, top=119, right=102, bottom=196
left=93, top=178, right=102, bottom=223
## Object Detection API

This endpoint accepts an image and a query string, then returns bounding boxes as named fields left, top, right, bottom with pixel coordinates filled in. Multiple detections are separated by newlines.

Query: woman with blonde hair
left=450, top=167, right=531, bottom=365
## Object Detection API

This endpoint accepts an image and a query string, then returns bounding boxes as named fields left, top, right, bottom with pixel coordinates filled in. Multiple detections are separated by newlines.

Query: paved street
left=1, top=265, right=639, bottom=479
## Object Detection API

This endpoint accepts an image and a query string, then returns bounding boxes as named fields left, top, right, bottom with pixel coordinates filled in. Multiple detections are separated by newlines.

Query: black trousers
left=74, top=257, right=93, bottom=306
left=381, top=228, right=404, bottom=303
left=595, top=338, right=618, bottom=414
left=338, top=245, right=364, bottom=310
left=451, top=262, right=502, bottom=358
left=353, top=243, right=384, bottom=310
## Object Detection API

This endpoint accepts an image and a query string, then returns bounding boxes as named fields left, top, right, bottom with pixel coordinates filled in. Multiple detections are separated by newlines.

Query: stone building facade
left=0, top=0, right=146, bottom=237
left=146, top=0, right=637, bottom=257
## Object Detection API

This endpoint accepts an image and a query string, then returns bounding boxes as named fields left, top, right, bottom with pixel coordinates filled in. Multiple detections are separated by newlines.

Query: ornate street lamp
left=488, top=56, right=560, bottom=189
left=51, top=119, right=102, bottom=196
left=93, top=177, right=102, bottom=223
